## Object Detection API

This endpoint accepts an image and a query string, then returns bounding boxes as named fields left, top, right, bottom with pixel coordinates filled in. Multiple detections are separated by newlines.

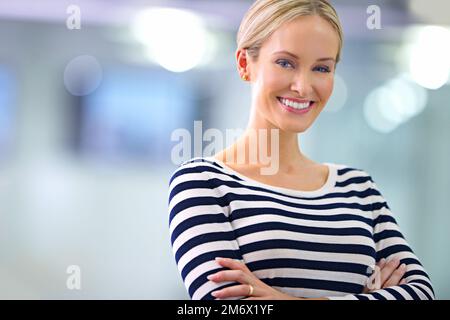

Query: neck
left=224, top=115, right=310, bottom=175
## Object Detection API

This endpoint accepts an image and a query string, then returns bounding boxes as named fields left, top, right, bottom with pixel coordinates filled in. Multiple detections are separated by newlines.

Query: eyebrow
left=272, top=50, right=335, bottom=62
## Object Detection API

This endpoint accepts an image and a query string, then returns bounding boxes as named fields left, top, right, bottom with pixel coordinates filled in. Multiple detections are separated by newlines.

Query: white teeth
left=280, top=98, right=311, bottom=110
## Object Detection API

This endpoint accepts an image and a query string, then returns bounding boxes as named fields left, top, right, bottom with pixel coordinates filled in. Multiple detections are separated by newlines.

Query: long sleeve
left=168, top=161, right=245, bottom=300
left=328, top=176, right=435, bottom=300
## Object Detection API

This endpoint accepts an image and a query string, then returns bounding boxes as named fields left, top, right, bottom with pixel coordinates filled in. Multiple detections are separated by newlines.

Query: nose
left=290, top=72, right=314, bottom=98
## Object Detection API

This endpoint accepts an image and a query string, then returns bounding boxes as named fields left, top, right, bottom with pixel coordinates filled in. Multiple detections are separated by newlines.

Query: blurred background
left=0, top=0, right=449, bottom=299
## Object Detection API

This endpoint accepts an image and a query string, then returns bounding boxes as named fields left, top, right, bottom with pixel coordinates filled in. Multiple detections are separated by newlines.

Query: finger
left=208, top=269, right=250, bottom=284
left=377, top=258, right=387, bottom=269
left=211, top=284, right=253, bottom=299
left=216, top=257, right=249, bottom=272
left=383, top=263, right=407, bottom=288
left=363, top=259, right=385, bottom=293
left=363, top=258, right=400, bottom=293
left=380, top=257, right=401, bottom=285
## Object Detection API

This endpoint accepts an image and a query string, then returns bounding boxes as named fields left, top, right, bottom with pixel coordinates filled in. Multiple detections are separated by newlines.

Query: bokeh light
left=325, top=73, right=348, bottom=113
left=64, top=55, right=103, bottom=96
left=364, top=74, right=428, bottom=133
left=132, top=8, right=208, bottom=73
left=407, top=26, right=450, bottom=90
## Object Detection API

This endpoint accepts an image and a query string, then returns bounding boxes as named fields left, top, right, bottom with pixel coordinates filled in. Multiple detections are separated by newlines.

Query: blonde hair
left=237, top=0, right=344, bottom=63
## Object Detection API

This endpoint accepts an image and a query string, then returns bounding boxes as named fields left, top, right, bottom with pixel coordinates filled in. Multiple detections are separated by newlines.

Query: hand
left=207, top=257, right=301, bottom=300
left=363, top=257, right=407, bottom=293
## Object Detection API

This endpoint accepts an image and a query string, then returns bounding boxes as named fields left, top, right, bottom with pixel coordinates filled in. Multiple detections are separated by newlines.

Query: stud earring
left=242, top=74, right=249, bottom=81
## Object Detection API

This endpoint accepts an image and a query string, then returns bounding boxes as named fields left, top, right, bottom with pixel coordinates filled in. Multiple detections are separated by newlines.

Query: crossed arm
left=208, top=256, right=408, bottom=300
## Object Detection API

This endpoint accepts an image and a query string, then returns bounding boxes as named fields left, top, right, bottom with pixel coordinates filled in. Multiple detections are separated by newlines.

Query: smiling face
left=240, top=15, right=340, bottom=133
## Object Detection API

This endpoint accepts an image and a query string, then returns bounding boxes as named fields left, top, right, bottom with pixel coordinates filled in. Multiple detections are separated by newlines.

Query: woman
left=168, top=0, right=434, bottom=300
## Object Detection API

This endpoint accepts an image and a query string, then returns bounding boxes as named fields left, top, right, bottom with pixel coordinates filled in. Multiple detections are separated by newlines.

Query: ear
left=236, top=48, right=250, bottom=79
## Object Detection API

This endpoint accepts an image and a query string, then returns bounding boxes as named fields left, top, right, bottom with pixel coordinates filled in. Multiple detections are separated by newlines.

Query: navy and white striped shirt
left=168, top=157, right=434, bottom=300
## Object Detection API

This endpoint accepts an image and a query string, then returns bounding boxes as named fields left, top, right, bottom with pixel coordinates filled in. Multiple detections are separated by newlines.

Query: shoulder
left=328, top=162, right=372, bottom=179
left=168, top=157, right=224, bottom=187
left=168, top=157, right=230, bottom=212
left=328, top=162, right=378, bottom=189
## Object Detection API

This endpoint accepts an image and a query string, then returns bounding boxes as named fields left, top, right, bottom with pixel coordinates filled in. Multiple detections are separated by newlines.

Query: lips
left=278, top=96, right=313, bottom=104
left=277, top=97, right=315, bottom=114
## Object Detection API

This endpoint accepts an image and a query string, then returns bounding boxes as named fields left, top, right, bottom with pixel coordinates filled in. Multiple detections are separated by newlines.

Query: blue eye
left=276, top=59, right=294, bottom=69
left=314, top=66, right=331, bottom=73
